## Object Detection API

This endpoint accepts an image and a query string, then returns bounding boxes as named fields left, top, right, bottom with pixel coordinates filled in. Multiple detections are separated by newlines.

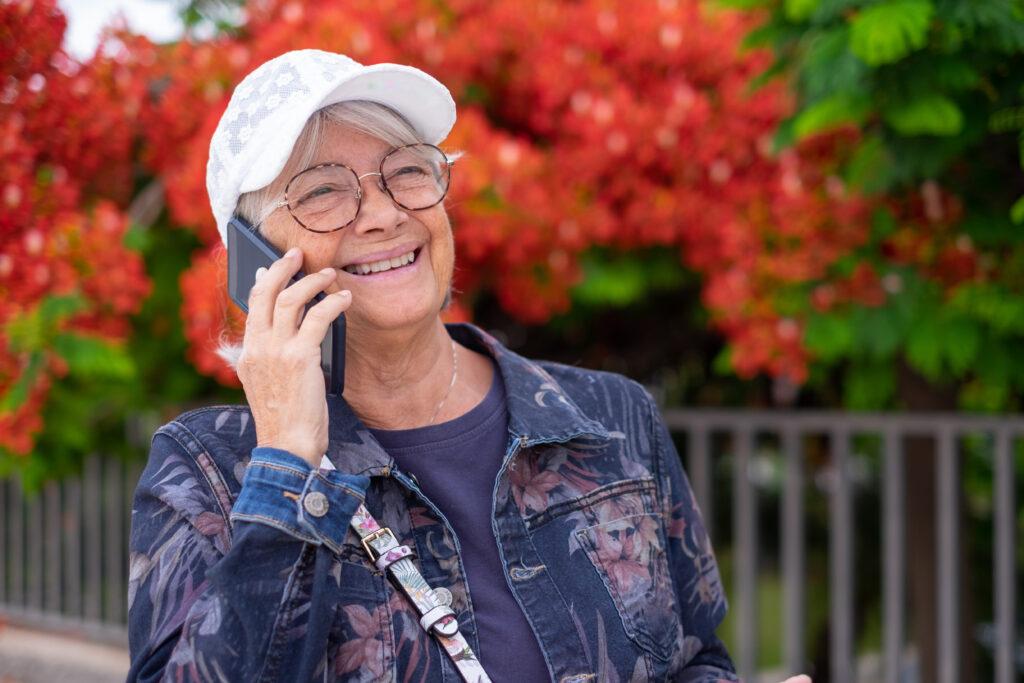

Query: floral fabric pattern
left=127, top=323, right=736, bottom=682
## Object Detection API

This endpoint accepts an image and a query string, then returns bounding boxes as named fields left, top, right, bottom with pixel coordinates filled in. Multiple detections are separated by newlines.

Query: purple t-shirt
left=370, top=367, right=550, bottom=682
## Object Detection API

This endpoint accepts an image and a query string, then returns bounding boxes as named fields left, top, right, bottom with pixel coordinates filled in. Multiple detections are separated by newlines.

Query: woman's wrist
left=256, top=437, right=321, bottom=466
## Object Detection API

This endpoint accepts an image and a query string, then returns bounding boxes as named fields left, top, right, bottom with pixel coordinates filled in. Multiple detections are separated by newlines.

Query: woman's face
left=260, top=124, right=454, bottom=334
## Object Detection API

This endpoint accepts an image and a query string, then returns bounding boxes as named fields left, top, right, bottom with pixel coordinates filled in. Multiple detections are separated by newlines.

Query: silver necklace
left=427, top=338, right=458, bottom=425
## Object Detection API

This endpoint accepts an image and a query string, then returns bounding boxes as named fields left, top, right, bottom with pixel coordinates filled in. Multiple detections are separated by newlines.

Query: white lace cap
left=206, top=49, right=457, bottom=245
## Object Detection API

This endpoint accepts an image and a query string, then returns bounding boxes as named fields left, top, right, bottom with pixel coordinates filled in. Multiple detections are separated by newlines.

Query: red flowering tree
left=0, top=0, right=151, bottom=468
left=145, top=0, right=868, bottom=386
left=2, top=0, right=904, bottom=474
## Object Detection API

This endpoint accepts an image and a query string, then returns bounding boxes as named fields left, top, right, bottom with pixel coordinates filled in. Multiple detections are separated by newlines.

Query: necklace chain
left=427, top=338, right=458, bottom=425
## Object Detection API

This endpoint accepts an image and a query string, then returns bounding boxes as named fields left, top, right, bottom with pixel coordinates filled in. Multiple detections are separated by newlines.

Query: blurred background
left=0, top=0, right=1022, bottom=681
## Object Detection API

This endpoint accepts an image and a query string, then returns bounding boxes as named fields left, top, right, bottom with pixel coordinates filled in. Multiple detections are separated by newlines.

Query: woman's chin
left=348, top=295, right=442, bottom=332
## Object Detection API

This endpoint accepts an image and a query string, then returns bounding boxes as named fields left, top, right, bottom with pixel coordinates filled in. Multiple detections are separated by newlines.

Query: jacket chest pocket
left=574, top=510, right=679, bottom=660
left=526, top=477, right=681, bottom=663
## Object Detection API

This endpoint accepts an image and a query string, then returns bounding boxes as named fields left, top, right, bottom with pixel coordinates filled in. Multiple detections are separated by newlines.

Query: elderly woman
left=127, top=49, right=739, bottom=682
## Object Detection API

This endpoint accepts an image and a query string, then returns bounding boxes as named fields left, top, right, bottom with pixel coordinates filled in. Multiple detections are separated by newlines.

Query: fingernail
left=285, top=247, right=301, bottom=258
left=336, top=290, right=351, bottom=298
left=255, top=267, right=267, bottom=281
left=320, top=267, right=334, bottom=275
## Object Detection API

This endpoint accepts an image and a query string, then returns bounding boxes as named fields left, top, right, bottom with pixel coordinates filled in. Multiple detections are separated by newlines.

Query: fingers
left=272, top=267, right=339, bottom=334
left=296, top=289, right=351, bottom=348
left=245, top=246, right=302, bottom=332
left=780, top=676, right=812, bottom=683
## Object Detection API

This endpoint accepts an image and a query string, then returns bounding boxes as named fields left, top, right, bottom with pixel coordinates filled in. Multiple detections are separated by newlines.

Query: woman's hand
left=780, top=676, right=812, bottom=683
left=236, top=247, right=351, bottom=467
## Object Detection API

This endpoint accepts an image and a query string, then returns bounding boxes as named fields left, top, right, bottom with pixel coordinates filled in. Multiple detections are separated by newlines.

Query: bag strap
left=349, top=503, right=492, bottom=683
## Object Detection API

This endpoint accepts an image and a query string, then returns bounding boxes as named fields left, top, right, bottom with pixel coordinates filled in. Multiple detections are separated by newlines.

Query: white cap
left=206, top=49, right=457, bottom=244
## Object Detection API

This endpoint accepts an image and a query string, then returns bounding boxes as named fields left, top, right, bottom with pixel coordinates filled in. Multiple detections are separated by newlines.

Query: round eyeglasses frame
left=272, top=143, right=454, bottom=234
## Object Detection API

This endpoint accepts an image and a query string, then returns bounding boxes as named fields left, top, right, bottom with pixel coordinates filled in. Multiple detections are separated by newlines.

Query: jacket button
left=303, top=491, right=329, bottom=518
left=433, top=587, right=453, bottom=606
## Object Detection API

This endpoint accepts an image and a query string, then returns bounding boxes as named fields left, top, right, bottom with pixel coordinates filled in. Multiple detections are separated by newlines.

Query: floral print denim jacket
left=127, top=323, right=737, bottom=682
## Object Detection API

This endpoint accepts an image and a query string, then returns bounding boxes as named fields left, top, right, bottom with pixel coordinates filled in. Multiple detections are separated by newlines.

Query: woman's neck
left=341, top=319, right=492, bottom=430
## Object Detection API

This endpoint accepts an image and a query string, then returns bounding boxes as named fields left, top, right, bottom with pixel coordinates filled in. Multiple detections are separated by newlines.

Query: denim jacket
left=127, top=323, right=737, bottom=682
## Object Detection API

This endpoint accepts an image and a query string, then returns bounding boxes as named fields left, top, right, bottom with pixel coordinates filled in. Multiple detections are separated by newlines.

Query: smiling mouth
left=342, top=247, right=421, bottom=276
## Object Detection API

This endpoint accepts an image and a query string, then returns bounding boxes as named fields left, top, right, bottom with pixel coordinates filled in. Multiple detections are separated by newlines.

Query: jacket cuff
left=230, top=447, right=369, bottom=553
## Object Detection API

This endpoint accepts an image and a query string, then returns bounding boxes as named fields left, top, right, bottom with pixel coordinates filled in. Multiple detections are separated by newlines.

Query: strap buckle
left=360, top=526, right=396, bottom=562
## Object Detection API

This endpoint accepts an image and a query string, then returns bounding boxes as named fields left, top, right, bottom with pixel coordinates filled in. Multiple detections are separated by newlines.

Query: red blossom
left=6, top=0, right=987, bottom=451
left=0, top=0, right=151, bottom=453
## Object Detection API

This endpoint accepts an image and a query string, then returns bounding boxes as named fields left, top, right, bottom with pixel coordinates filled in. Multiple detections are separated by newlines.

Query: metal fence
left=666, top=410, right=1022, bottom=683
left=0, top=411, right=1020, bottom=682
left=0, top=456, right=142, bottom=645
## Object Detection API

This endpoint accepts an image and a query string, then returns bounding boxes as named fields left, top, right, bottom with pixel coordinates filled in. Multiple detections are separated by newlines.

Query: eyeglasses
left=273, top=143, right=453, bottom=233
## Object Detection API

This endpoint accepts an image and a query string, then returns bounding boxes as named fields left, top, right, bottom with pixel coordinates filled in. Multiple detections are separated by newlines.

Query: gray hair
left=216, top=100, right=454, bottom=371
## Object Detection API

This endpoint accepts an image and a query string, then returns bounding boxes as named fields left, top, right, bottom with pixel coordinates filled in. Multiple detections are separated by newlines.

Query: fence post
left=994, top=430, right=1016, bottom=683
left=733, top=425, right=758, bottom=679
left=882, top=428, right=905, bottom=683
left=84, top=456, right=102, bottom=621
left=936, top=427, right=959, bottom=683
left=830, top=429, right=853, bottom=683
left=782, top=427, right=805, bottom=673
left=689, top=426, right=712, bottom=536
left=45, top=480, right=61, bottom=614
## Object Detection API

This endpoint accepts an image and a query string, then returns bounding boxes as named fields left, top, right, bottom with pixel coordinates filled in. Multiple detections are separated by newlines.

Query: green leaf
left=573, top=251, right=684, bottom=308
left=1011, top=195, right=1024, bottom=225
left=715, top=0, right=773, bottom=8
left=883, top=95, right=964, bottom=136
left=746, top=57, right=791, bottom=92
left=939, top=0, right=1024, bottom=53
left=870, top=206, right=899, bottom=238
left=844, top=361, right=896, bottom=409
left=713, top=346, right=735, bottom=376
left=785, top=0, right=821, bottom=22
left=846, top=135, right=892, bottom=192
left=0, top=352, right=43, bottom=412
left=124, top=224, right=153, bottom=253
left=961, top=342, right=1015, bottom=411
left=800, top=27, right=867, bottom=101
left=814, top=0, right=867, bottom=23
left=930, top=59, right=980, bottom=92
left=849, top=0, right=934, bottom=66
left=853, top=305, right=903, bottom=360
left=4, top=294, right=87, bottom=352
left=39, top=295, right=86, bottom=326
left=50, top=334, right=135, bottom=380
left=949, top=283, right=1024, bottom=335
left=941, top=317, right=980, bottom=376
left=804, top=313, right=854, bottom=361
left=906, top=314, right=943, bottom=379
left=793, top=92, right=872, bottom=139
left=773, top=116, right=798, bottom=150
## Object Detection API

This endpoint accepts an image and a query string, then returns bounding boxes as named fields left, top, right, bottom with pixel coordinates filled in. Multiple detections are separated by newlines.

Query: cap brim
left=320, top=63, right=456, bottom=145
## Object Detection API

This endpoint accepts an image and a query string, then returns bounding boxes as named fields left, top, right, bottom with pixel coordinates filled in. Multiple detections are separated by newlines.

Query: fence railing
left=666, top=410, right=1022, bottom=683
left=0, top=456, right=142, bottom=645
left=0, top=411, right=1020, bottom=682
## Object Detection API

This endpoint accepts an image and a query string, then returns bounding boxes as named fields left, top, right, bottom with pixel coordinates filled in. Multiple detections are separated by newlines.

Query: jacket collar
left=326, top=322, right=609, bottom=476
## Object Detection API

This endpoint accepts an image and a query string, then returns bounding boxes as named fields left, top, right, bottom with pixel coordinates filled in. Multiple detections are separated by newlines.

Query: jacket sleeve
left=646, top=394, right=739, bottom=682
left=127, top=431, right=368, bottom=682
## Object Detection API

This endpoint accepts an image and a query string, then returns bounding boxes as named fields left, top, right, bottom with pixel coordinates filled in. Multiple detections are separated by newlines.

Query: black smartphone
left=226, top=215, right=346, bottom=396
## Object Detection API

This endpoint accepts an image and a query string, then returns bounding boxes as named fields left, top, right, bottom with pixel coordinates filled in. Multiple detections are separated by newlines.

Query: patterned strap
left=350, top=503, right=492, bottom=683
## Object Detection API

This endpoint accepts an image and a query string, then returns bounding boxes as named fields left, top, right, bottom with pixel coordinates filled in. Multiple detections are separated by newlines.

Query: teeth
left=343, top=250, right=417, bottom=275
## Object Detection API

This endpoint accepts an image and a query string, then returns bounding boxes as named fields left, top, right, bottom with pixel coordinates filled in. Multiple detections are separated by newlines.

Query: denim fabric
left=231, top=447, right=370, bottom=554
left=127, top=323, right=737, bottom=682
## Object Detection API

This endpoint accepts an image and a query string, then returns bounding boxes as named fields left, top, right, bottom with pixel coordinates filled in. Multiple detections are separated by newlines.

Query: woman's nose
left=351, top=172, right=407, bottom=235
